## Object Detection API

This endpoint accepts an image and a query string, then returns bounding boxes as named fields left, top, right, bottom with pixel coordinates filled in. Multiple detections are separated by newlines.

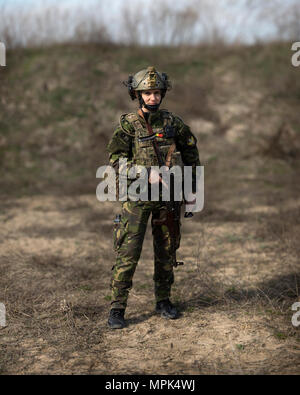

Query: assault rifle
left=138, top=110, right=184, bottom=268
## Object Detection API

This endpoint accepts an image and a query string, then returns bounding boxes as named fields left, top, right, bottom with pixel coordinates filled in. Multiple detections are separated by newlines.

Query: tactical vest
left=120, top=110, right=183, bottom=168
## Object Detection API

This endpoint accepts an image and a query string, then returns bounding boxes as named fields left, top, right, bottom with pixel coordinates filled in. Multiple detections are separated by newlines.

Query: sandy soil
left=0, top=46, right=299, bottom=375
left=0, top=190, right=299, bottom=375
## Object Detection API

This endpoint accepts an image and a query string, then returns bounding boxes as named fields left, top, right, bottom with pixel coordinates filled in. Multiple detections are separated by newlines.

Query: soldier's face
left=141, top=90, right=161, bottom=106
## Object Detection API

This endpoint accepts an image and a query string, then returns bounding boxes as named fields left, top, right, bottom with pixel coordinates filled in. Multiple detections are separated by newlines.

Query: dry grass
left=0, top=42, right=300, bottom=374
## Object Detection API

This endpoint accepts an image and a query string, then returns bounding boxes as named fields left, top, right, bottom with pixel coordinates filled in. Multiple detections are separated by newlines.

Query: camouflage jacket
left=106, top=109, right=201, bottom=193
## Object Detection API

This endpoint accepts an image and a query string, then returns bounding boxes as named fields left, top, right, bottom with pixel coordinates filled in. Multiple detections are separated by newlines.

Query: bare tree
left=118, top=0, right=199, bottom=46
left=1, top=0, right=299, bottom=48
left=243, top=0, right=300, bottom=41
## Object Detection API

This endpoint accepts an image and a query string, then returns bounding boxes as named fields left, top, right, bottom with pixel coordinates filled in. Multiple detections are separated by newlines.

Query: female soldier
left=106, top=66, right=200, bottom=329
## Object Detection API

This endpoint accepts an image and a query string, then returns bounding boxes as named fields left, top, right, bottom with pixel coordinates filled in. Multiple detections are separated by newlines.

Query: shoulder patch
left=187, top=135, right=196, bottom=146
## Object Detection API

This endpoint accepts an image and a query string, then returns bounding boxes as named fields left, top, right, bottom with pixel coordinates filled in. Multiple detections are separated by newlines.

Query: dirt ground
left=0, top=44, right=300, bottom=375
left=0, top=166, right=299, bottom=375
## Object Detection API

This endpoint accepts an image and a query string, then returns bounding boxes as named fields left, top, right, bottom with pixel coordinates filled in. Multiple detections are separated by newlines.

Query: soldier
left=107, top=66, right=201, bottom=329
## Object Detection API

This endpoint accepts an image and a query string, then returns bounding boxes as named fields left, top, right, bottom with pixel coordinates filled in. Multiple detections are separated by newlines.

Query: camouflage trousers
left=110, top=200, right=181, bottom=310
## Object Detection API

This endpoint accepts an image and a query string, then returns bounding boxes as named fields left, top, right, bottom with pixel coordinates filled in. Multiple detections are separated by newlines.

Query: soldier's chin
left=144, top=103, right=160, bottom=112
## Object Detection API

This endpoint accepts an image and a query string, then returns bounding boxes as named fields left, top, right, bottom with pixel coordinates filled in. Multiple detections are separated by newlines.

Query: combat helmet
left=124, top=66, right=171, bottom=111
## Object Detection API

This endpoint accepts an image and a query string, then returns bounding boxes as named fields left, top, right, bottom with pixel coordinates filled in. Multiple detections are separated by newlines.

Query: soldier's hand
left=148, top=169, right=168, bottom=189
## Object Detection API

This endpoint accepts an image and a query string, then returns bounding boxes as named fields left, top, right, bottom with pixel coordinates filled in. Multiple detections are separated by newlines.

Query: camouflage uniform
left=107, top=108, right=200, bottom=309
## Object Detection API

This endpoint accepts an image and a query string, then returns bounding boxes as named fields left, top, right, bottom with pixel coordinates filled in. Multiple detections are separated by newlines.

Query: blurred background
left=1, top=0, right=300, bottom=47
left=0, top=0, right=299, bottom=196
left=1, top=0, right=300, bottom=375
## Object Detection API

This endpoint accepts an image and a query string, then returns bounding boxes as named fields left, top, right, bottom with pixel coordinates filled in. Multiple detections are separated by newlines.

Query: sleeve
left=174, top=117, right=201, bottom=194
left=106, top=116, right=136, bottom=188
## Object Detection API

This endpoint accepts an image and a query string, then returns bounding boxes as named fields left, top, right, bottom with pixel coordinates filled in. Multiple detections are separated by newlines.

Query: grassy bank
left=0, top=42, right=299, bottom=197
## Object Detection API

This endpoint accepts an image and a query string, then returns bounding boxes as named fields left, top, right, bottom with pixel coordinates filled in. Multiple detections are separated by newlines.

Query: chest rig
left=122, top=110, right=183, bottom=168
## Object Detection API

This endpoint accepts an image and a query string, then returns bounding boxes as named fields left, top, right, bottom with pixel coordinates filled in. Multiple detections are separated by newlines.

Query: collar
left=137, top=109, right=162, bottom=125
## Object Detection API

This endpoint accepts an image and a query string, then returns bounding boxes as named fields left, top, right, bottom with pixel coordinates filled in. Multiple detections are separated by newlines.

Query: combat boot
left=156, top=299, right=178, bottom=319
left=108, top=308, right=126, bottom=329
